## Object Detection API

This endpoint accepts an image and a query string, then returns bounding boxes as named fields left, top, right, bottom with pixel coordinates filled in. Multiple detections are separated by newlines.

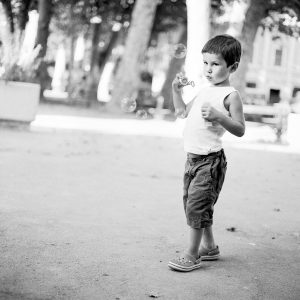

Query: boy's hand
left=172, top=72, right=185, bottom=93
left=201, top=102, right=221, bottom=122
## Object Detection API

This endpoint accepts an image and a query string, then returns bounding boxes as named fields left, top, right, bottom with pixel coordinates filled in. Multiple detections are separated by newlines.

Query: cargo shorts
left=183, top=149, right=227, bottom=229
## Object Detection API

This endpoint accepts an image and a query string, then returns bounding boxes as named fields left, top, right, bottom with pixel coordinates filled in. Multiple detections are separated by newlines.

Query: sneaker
left=199, top=246, right=220, bottom=261
left=168, top=253, right=201, bottom=272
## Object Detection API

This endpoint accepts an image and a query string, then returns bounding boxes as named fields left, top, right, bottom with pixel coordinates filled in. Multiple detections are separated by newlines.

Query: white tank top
left=183, top=85, right=237, bottom=155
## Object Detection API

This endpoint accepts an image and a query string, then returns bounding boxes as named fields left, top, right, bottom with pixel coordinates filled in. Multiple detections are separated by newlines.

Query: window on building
left=246, top=82, right=256, bottom=88
left=274, top=47, right=283, bottom=66
left=292, top=87, right=300, bottom=97
left=269, top=89, right=280, bottom=104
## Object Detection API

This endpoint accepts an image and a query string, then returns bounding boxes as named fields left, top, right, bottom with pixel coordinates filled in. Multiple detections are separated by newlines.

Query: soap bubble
left=136, top=109, right=148, bottom=120
left=171, top=43, right=187, bottom=59
left=121, top=97, right=137, bottom=113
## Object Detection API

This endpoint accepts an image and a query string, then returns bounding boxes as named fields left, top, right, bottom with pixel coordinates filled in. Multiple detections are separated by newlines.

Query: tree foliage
left=230, top=0, right=300, bottom=96
left=0, top=0, right=38, bottom=32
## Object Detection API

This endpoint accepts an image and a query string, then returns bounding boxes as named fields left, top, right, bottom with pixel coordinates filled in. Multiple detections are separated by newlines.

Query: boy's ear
left=230, top=62, right=239, bottom=73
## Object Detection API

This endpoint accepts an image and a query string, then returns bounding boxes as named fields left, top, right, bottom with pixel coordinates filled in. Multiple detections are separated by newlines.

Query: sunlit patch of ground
left=30, top=109, right=300, bottom=154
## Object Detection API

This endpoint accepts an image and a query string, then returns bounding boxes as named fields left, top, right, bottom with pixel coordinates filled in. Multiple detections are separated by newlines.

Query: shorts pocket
left=191, top=164, right=214, bottom=193
left=216, top=158, right=227, bottom=194
left=210, top=157, right=222, bottom=182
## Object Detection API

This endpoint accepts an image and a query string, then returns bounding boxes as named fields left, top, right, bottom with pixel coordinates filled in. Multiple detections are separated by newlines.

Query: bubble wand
left=178, top=74, right=195, bottom=88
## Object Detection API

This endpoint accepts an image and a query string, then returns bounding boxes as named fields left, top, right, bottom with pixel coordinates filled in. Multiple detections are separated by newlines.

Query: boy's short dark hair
left=201, top=34, right=242, bottom=67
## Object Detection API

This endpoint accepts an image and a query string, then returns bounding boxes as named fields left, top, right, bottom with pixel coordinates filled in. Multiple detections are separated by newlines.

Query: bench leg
left=275, top=128, right=282, bottom=143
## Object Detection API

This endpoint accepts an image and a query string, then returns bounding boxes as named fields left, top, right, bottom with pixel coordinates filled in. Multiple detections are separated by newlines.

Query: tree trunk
left=161, top=25, right=187, bottom=111
left=0, top=0, right=14, bottom=33
left=231, top=0, right=268, bottom=98
left=185, top=0, right=210, bottom=85
left=0, top=1, right=14, bottom=62
left=86, top=26, right=122, bottom=105
left=19, top=0, right=33, bottom=31
left=66, top=3, right=76, bottom=97
left=35, top=0, right=52, bottom=58
left=67, top=34, right=76, bottom=94
left=109, top=0, right=159, bottom=111
left=86, top=22, right=101, bottom=104
left=34, top=0, right=53, bottom=95
left=98, top=29, right=121, bottom=72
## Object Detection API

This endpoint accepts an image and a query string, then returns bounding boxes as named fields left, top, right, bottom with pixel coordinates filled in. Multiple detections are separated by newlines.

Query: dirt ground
left=0, top=104, right=300, bottom=300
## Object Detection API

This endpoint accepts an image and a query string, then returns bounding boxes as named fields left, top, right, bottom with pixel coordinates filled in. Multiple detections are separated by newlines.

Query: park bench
left=243, top=104, right=290, bottom=142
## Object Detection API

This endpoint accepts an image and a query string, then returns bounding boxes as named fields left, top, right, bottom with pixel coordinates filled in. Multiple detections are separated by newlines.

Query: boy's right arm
left=172, top=73, right=188, bottom=118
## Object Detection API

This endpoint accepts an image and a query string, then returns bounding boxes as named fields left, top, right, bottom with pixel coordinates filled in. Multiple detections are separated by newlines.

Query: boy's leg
left=200, top=226, right=216, bottom=249
left=168, top=227, right=203, bottom=271
left=186, top=227, right=203, bottom=258
left=199, top=225, right=220, bottom=260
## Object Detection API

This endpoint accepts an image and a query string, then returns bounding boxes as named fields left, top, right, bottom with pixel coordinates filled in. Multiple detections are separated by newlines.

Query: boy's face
left=202, top=52, right=234, bottom=86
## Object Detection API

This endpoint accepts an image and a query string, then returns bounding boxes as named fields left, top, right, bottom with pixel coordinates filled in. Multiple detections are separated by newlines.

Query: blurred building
left=245, top=26, right=300, bottom=105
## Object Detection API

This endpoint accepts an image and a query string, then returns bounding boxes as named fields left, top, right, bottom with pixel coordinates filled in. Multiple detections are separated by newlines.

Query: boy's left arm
left=219, top=92, right=245, bottom=137
left=202, top=91, right=245, bottom=137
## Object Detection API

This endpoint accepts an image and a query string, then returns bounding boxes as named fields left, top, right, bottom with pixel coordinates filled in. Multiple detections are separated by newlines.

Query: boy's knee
left=186, top=212, right=213, bottom=229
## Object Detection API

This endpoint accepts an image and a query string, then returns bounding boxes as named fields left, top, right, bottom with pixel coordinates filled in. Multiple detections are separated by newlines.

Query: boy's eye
left=203, top=61, right=208, bottom=65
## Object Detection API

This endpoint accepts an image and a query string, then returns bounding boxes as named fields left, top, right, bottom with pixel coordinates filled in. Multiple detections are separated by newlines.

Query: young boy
left=168, top=34, right=245, bottom=272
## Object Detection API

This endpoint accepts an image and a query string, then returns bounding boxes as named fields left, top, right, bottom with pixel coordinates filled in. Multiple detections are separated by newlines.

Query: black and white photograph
left=0, top=0, right=299, bottom=299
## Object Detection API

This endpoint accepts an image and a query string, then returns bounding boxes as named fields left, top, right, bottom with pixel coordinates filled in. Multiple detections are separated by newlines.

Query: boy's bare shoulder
left=224, top=90, right=243, bottom=111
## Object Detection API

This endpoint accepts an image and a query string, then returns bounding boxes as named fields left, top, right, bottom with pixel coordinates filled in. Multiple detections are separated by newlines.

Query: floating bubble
left=136, top=109, right=148, bottom=120
left=121, top=97, right=137, bottom=113
left=171, top=43, right=187, bottom=59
